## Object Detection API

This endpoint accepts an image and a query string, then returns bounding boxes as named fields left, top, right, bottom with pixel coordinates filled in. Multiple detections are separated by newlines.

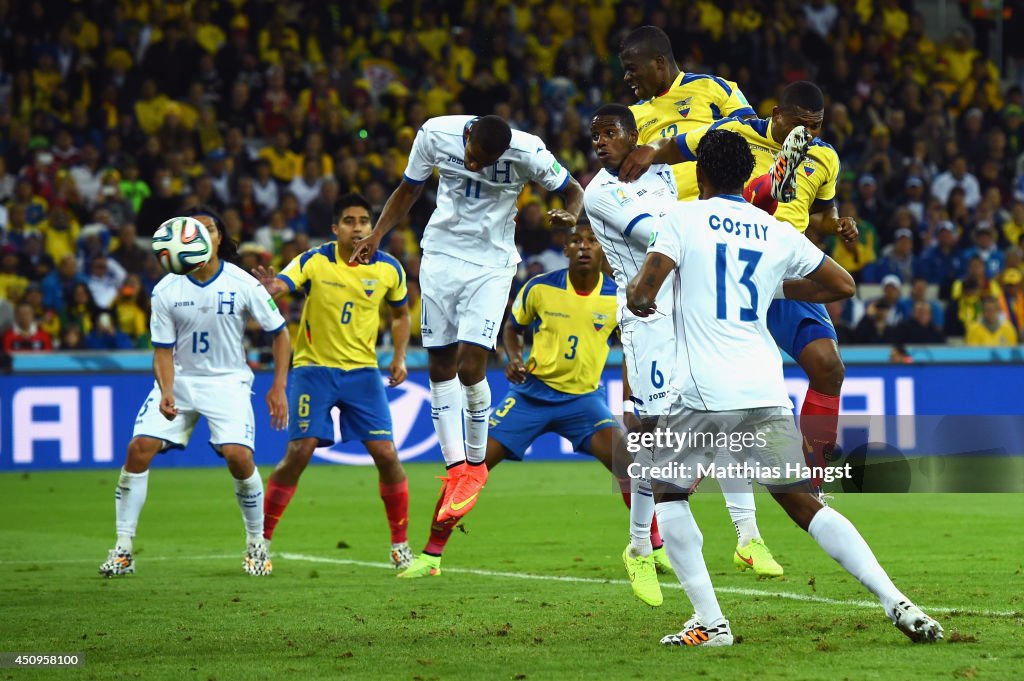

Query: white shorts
left=650, top=406, right=807, bottom=493
left=620, top=312, right=676, bottom=417
left=132, top=375, right=256, bottom=453
left=420, top=252, right=516, bottom=349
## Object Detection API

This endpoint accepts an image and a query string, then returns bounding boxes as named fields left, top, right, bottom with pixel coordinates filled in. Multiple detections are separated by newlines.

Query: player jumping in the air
left=620, top=80, right=859, bottom=511
left=252, top=194, right=414, bottom=569
left=399, top=223, right=633, bottom=583
left=626, top=129, right=942, bottom=647
left=619, top=26, right=783, bottom=578
left=351, top=115, right=584, bottom=524
left=100, top=208, right=290, bottom=577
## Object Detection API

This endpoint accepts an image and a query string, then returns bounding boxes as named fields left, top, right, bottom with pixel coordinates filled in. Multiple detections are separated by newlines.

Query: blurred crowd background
left=1, top=0, right=1024, bottom=363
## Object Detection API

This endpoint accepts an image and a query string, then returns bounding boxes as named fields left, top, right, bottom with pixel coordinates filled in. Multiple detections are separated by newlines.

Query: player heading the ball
left=350, top=114, right=585, bottom=523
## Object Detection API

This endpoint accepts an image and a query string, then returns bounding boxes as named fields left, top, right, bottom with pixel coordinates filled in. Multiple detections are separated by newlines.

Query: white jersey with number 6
left=149, top=261, right=286, bottom=379
left=648, top=195, right=825, bottom=411
left=402, top=115, right=571, bottom=268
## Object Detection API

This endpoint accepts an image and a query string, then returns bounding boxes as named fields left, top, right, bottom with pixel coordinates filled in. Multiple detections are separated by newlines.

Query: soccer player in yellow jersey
left=399, top=224, right=641, bottom=581
left=252, top=194, right=415, bottom=570
left=621, top=81, right=859, bottom=529
left=622, top=26, right=755, bottom=201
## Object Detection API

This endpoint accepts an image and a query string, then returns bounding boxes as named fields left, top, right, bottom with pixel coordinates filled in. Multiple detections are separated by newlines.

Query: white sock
left=724, top=489, right=760, bottom=546
left=430, top=378, right=466, bottom=466
left=807, top=506, right=906, bottom=614
left=628, top=485, right=655, bottom=557
left=655, top=500, right=725, bottom=626
left=114, top=467, right=149, bottom=551
left=462, top=379, right=491, bottom=464
left=234, top=468, right=264, bottom=541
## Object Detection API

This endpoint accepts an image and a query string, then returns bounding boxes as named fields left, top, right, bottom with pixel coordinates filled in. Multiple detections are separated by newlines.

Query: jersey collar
left=717, top=194, right=747, bottom=203
left=188, top=260, right=224, bottom=287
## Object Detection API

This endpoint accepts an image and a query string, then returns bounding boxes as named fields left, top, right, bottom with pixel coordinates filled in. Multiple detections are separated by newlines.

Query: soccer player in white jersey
left=99, top=208, right=291, bottom=578
left=584, top=104, right=783, bottom=607
left=626, top=130, right=943, bottom=646
left=351, top=115, right=584, bottom=521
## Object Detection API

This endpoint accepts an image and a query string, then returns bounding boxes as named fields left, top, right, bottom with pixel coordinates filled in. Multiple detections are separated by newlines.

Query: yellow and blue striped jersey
left=278, top=243, right=407, bottom=370
left=631, top=73, right=755, bottom=201
left=510, top=269, right=618, bottom=395
left=674, top=116, right=840, bottom=233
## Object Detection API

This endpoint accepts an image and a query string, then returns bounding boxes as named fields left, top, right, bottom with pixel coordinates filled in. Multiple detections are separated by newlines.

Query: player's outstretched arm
left=809, top=204, right=858, bottom=243
left=388, top=303, right=410, bottom=387
left=351, top=180, right=425, bottom=264
left=626, top=253, right=675, bottom=317
left=154, top=347, right=177, bottom=420
left=502, top=318, right=529, bottom=384
left=266, top=327, right=290, bottom=430
left=783, top=256, right=856, bottom=303
left=548, top=176, right=584, bottom=228
left=252, top=265, right=288, bottom=297
left=619, top=138, right=686, bottom=183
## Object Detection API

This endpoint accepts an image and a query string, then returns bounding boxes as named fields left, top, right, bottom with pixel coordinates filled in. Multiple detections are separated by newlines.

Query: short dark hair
left=334, top=193, right=372, bottom=220
left=780, top=81, right=825, bottom=113
left=696, top=129, right=754, bottom=194
left=592, top=104, right=637, bottom=133
left=469, top=115, right=512, bottom=158
left=619, top=25, right=674, bottom=61
left=186, top=206, right=237, bottom=263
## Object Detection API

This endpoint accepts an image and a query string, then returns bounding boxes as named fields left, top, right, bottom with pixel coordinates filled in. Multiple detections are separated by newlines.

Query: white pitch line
left=2, top=552, right=1018, bottom=619
left=279, top=553, right=1021, bottom=620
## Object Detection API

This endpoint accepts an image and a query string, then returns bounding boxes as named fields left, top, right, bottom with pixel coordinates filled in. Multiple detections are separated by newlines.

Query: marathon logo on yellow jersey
left=675, top=97, right=692, bottom=118
left=592, top=312, right=610, bottom=331
left=638, top=119, right=659, bottom=133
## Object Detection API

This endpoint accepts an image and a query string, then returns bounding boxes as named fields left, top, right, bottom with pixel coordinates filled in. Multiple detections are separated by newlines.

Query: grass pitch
left=1, top=462, right=1021, bottom=680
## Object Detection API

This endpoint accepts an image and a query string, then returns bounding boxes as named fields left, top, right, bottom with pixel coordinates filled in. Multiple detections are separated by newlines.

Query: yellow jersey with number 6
left=631, top=73, right=755, bottom=201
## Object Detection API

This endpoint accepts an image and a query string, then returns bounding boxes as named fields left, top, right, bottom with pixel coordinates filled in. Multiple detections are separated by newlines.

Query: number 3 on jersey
left=715, top=245, right=762, bottom=321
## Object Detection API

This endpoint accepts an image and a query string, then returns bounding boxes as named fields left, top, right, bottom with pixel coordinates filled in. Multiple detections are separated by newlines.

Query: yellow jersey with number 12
left=631, top=73, right=755, bottom=201
left=278, top=243, right=408, bottom=370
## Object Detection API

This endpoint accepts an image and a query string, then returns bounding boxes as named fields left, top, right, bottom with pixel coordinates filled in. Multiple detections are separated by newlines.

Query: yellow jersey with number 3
left=510, top=269, right=618, bottom=395
left=278, top=243, right=407, bottom=370
left=631, top=73, right=755, bottom=201
left=674, top=116, right=840, bottom=233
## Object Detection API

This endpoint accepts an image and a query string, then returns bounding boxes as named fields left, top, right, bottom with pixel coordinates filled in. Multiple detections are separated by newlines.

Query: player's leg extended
left=654, top=486, right=733, bottom=647
left=221, top=443, right=271, bottom=576
left=264, top=438, right=317, bottom=542
left=364, top=439, right=412, bottom=569
left=770, top=489, right=943, bottom=642
left=797, top=336, right=844, bottom=482
left=399, top=439, right=509, bottom=579
left=99, top=435, right=162, bottom=577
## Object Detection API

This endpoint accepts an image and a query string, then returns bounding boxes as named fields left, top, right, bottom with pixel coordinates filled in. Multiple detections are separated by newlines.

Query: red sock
left=801, top=389, right=841, bottom=485
left=379, top=479, right=409, bottom=544
left=618, top=484, right=663, bottom=550
left=424, top=484, right=459, bottom=555
left=263, top=479, right=297, bottom=540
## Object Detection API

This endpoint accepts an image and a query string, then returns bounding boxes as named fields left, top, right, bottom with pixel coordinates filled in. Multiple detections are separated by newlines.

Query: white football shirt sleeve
left=403, top=125, right=436, bottom=184
left=526, top=144, right=570, bottom=192
left=149, top=288, right=176, bottom=347
left=584, top=182, right=659, bottom=248
left=245, top=280, right=287, bottom=333
left=782, top=226, right=828, bottom=280
left=645, top=212, right=683, bottom=266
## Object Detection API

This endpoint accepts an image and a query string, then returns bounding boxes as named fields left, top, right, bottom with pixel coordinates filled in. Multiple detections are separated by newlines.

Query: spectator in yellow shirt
left=259, top=131, right=300, bottom=183
left=966, top=297, right=1019, bottom=346
left=134, top=79, right=171, bottom=136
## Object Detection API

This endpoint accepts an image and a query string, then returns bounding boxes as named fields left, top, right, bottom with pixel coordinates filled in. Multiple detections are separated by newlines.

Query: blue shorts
left=489, top=384, right=620, bottom=461
left=767, top=299, right=837, bottom=361
left=288, top=366, right=393, bottom=446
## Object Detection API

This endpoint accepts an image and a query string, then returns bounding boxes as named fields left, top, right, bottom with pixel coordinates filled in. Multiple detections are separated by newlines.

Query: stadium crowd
left=1, top=0, right=1023, bottom=362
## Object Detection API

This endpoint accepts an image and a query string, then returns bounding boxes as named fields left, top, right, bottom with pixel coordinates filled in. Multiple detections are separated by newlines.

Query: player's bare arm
left=388, top=303, right=410, bottom=387
left=351, top=180, right=425, bottom=263
left=251, top=265, right=288, bottom=297
left=809, top=203, right=858, bottom=243
left=621, top=361, right=641, bottom=433
left=782, top=256, right=856, bottom=303
left=626, top=253, right=674, bottom=316
left=153, top=347, right=177, bottom=420
left=619, top=138, right=684, bottom=183
left=502, top=317, right=529, bottom=384
left=266, top=327, right=290, bottom=430
left=548, top=177, right=585, bottom=227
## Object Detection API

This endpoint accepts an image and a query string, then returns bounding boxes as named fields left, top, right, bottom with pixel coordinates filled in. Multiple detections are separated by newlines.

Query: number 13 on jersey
left=715, top=245, right=762, bottom=322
